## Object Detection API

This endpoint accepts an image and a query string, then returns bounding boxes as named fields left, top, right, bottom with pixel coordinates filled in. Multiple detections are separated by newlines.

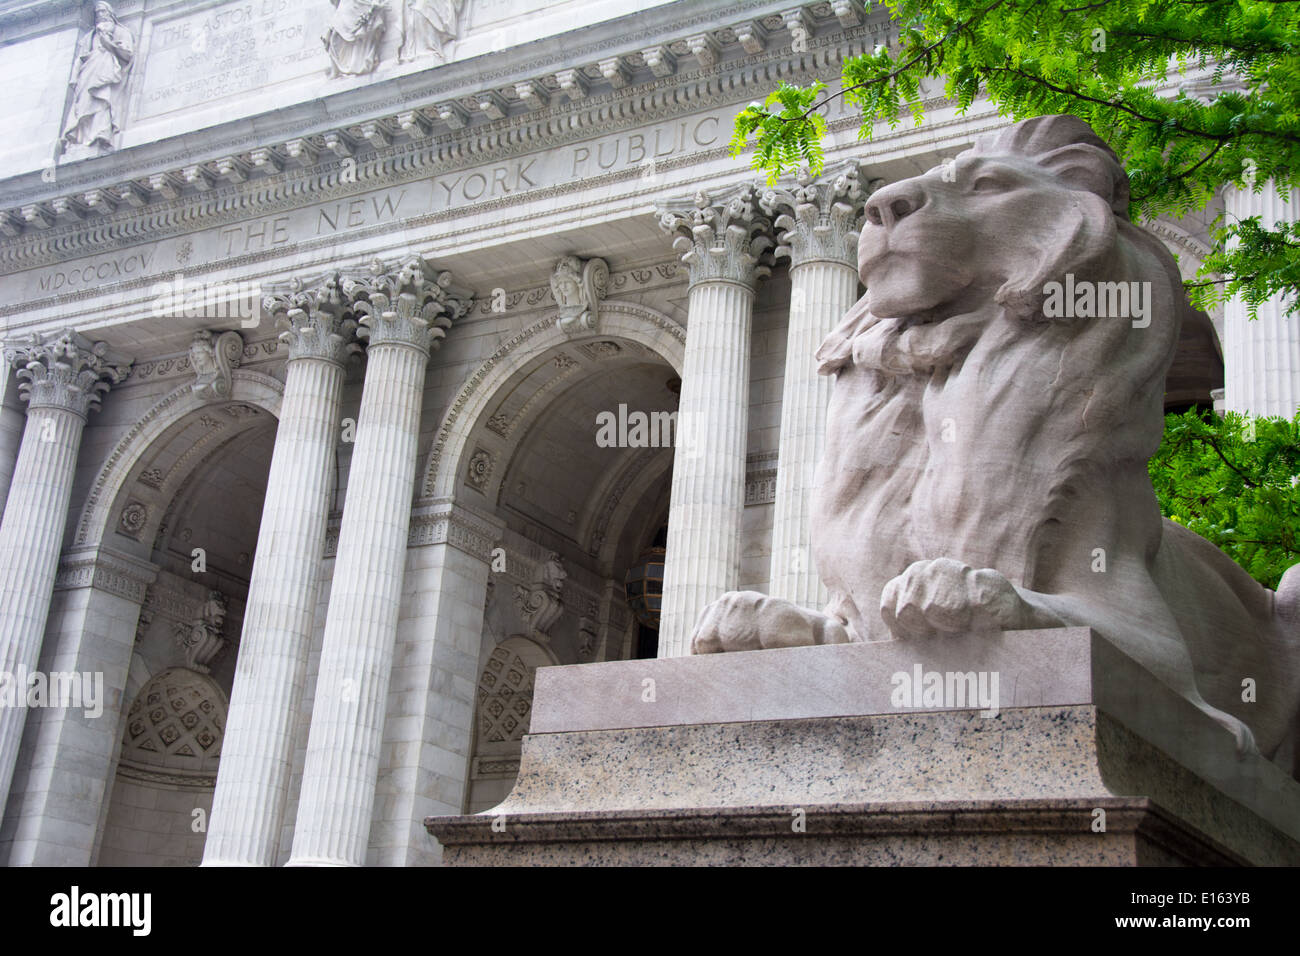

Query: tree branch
left=778, top=0, right=1009, bottom=122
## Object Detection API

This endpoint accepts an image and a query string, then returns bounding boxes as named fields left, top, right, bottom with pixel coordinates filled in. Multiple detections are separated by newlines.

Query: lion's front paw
left=691, top=591, right=849, bottom=654
left=880, top=558, right=1030, bottom=639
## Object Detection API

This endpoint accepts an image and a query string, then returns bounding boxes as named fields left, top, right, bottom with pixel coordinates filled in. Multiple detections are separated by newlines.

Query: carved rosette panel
left=264, top=273, right=362, bottom=366
left=466, top=447, right=494, bottom=492
left=476, top=646, right=534, bottom=744
left=119, top=500, right=148, bottom=538
left=120, top=667, right=226, bottom=782
left=3, top=328, right=132, bottom=416
left=342, top=256, right=472, bottom=353
left=760, top=160, right=880, bottom=267
left=657, top=184, right=775, bottom=288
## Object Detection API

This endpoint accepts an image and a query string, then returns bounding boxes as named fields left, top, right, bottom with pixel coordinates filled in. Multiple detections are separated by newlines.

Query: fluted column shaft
left=288, top=331, right=426, bottom=866
left=287, top=258, right=466, bottom=866
left=769, top=258, right=859, bottom=606
left=0, top=330, right=129, bottom=824
left=1223, top=182, right=1300, bottom=418
left=204, top=295, right=357, bottom=866
left=656, top=186, right=773, bottom=657
left=658, top=279, right=756, bottom=655
left=760, top=162, right=871, bottom=607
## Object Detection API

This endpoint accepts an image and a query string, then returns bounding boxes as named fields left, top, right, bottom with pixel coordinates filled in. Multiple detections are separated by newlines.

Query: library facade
left=0, top=0, right=1292, bottom=866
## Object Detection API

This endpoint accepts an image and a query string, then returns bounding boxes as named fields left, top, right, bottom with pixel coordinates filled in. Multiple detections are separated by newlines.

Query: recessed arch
left=74, top=369, right=283, bottom=550
left=420, top=300, right=685, bottom=502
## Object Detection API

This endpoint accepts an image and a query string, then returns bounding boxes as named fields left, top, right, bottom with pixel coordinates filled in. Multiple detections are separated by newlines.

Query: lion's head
left=860, top=115, right=1127, bottom=321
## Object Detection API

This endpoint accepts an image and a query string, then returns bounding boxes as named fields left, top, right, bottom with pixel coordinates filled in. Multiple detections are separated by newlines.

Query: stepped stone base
left=425, top=628, right=1300, bottom=866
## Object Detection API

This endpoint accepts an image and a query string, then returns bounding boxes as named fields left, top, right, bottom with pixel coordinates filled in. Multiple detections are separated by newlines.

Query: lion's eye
left=971, top=175, right=1003, bottom=193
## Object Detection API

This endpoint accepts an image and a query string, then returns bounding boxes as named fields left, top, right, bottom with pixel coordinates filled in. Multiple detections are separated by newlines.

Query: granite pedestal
left=425, top=628, right=1300, bottom=865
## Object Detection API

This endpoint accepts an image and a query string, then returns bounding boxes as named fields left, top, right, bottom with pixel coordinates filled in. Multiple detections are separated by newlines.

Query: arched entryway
left=461, top=345, right=677, bottom=809
left=421, top=303, right=683, bottom=816
left=78, top=374, right=283, bottom=865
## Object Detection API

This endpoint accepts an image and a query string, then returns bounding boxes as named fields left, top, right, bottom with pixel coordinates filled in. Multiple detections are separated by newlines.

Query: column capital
left=343, top=256, right=473, bottom=353
left=3, top=328, right=132, bottom=417
left=760, top=160, right=881, bottom=268
left=657, top=184, right=775, bottom=288
left=264, top=273, right=362, bottom=366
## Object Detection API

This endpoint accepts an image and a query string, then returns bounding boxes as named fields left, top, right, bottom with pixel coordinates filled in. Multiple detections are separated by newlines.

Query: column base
left=199, top=860, right=260, bottom=867
left=282, top=857, right=358, bottom=867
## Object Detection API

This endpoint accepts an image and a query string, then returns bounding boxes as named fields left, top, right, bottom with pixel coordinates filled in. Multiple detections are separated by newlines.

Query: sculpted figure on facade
left=549, top=255, right=609, bottom=335
left=323, top=0, right=389, bottom=77
left=175, top=590, right=228, bottom=674
left=188, top=330, right=244, bottom=402
left=60, top=2, right=135, bottom=160
left=691, top=115, right=1300, bottom=768
left=514, top=552, right=566, bottom=639
left=398, top=0, right=466, bottom=63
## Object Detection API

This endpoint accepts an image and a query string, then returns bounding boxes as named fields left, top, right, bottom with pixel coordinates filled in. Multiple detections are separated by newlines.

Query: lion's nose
left=864, top=181, right=925, bottom=228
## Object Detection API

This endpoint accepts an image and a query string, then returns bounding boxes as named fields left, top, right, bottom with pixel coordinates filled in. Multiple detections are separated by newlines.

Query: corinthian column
left=288, top=259, right=469, bottom=867
left=203, top=276, right=360, bottom=866
left=0, top=330, right=130, bottom=822
left=655, top=186, right=773, bottom=657
left=761, top=162, right=871, bottom=608
left=1222, top=181, right=1300, bottom=418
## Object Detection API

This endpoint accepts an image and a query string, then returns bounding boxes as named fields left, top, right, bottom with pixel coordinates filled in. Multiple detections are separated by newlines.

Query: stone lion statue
left=692, top=115, right=1300, bottom=767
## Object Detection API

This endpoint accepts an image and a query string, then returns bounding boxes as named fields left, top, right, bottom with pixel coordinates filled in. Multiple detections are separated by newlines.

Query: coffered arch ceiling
left=152, top=424, right=276, bottom=582
left=458, top=337, right=678, bottom=575
left=105, top=399, right=276, bottom=582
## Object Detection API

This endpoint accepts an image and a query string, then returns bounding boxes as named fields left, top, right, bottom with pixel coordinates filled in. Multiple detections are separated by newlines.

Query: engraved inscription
left=137, top=0, right=321, bottom=119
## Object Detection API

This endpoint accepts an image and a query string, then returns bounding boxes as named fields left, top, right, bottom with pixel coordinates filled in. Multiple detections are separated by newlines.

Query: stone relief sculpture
left=189, top=330, right=244, bottom=402
left=514, top=552, right=566, bottom=640
left=692, top=115, right=1300, bottom=765
left=399, top=0, right=466, bottom=63
left=322, top=0, right=389, bottom=77
left=549, top=255, right=609, bottom=335
left=175, top=590, right=228, bottom=674
left=60, top=2, right=134, bottom=161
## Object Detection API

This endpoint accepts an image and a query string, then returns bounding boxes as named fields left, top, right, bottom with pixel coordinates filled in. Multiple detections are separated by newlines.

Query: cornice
left=0, top=4, right=887, bottom=274
left=54, top=545, right=160, bottom=604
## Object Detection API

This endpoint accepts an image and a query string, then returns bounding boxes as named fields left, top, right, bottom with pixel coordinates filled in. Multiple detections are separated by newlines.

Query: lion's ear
left=995, top=190, right=1117, bottom=318
left=1036, top=143, right=1131, bottom=218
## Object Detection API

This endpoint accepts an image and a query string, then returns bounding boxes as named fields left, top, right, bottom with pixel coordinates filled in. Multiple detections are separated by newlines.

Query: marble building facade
left=0, top=0, right=1292, bottom=867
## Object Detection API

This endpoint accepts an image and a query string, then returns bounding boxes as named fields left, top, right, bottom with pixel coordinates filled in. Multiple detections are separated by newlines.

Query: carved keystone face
left=859, top=154, right=1076, bottom=320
